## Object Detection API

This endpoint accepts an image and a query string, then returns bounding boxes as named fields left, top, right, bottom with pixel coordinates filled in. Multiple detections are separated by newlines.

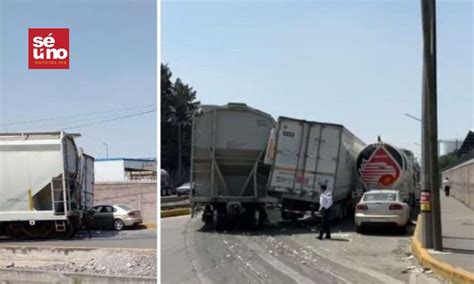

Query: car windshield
left=116, top=204, right=133, bottom=211
left=363, top=192, right=397, bottom=202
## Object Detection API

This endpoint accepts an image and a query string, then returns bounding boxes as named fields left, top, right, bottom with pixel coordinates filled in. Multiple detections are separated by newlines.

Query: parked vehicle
left=265, top=116, right=366, bottom=221
left=356, top=138, right=418, bottom=206
left=354, top=190, right=410, bottom=233
left=0, top=132, right=94, bottom=239
left=190, top=103, right=277, bottom=229
left=92, top=204, right=142, bottom=231
left=176, top=182, right=193, bottom=196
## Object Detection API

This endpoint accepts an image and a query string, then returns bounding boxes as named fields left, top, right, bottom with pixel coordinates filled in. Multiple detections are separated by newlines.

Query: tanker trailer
left=265, top=116, right=366, bottom=221
left=356, top=137, right=417, bottom=206
left=190, top=103, right=277, bottom=229
left=0, top=132, right=92, bottom=239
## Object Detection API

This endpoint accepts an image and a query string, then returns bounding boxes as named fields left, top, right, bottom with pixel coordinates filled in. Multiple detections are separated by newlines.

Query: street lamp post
left=404, top=113, right=422, bottom=122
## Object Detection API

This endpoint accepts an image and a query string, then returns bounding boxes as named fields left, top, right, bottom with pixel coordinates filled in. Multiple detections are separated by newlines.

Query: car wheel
left=114, top=219, right=125, bottom=231
left=356, top=224, right=363, bottom=234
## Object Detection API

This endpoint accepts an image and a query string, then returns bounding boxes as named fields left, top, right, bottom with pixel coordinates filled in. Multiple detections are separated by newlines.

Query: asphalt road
left=0, top=228, right=157, bottom=249
left=162, top=210, right=444, bottom=284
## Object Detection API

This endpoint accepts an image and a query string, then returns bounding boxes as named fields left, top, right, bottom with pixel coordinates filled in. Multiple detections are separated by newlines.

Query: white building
left=439, top=139, right=462, bottom=156
left=94, top=158, right=157, bottom=182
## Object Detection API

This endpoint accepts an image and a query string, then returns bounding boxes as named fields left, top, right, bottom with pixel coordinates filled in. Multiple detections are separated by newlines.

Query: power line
left=19, top=109, right=156, bottom=131
left=62, top=109, right=156, bottom=130
left=0, top=104, right=156, bottom=127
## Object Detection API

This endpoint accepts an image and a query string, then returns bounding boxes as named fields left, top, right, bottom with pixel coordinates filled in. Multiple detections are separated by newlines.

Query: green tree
left=439, top=153, right=458, bottom=170
left=161, top=64, right=174, bottom=122
left=160, top=64, right=200, bottom=185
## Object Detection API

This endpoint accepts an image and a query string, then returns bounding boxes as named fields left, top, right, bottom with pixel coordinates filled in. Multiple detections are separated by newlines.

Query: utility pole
left=420, top=0, right=442, bottom=250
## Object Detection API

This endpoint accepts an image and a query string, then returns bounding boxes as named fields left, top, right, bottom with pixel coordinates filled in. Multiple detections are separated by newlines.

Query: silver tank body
left=191, top=103, right=275, bottom=200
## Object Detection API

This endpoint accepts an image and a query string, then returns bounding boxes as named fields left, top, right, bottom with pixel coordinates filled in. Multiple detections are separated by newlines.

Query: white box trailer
left=265, top=117, right=366, bottom=220
left=190, top=103, right=277, bottom=229
left=0, top=132, right=93, bottom=239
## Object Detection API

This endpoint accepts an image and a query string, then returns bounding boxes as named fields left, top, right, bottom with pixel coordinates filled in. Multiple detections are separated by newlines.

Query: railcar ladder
left=51, top=178, right=68, bottom=215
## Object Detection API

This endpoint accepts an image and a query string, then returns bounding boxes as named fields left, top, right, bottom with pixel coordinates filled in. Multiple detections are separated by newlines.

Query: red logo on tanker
left=358, top=145, right=401, bottom=188
left=28, top=28, right=69, bottom=69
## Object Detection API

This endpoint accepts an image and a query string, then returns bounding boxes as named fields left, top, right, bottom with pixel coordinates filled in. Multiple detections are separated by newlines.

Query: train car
left=0, top=132, right=93, bottom=239
left=190, top=103, right=277, bottom=229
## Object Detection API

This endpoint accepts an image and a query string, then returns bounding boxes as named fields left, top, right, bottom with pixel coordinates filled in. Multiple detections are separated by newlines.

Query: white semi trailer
left=265, top=117, right=366, bottom=221
left=0, top=132, right=94, bottom=239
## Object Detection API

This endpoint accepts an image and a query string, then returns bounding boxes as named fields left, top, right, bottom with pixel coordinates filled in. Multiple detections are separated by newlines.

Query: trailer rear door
left=268, top=118, right=342, bottom=195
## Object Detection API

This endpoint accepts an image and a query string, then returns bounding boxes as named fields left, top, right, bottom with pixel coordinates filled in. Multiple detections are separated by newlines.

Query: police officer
left=318, top=185, right=333, bottom=240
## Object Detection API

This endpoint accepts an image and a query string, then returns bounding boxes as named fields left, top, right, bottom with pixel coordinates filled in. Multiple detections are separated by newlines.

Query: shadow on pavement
left=196, top=206, right=418, bottom=239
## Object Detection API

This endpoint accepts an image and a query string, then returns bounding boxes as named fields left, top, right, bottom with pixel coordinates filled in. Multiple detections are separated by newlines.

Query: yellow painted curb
left=161, top=208, right=191, bottom=218
left=412, top=215, right=474, bottom=284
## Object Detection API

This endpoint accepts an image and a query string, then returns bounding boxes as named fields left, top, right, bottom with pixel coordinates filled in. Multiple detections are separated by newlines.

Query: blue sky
left=162, top=0, right=473, bottom=158
left=0, top=0, right=157, bottom=158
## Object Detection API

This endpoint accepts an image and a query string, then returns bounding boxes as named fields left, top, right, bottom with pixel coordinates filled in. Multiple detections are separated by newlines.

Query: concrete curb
left=0, top=267, right=156, bottom=283
left=161, top=208, right=191, bottom=218
left=411, top=215, right=474, bottom=284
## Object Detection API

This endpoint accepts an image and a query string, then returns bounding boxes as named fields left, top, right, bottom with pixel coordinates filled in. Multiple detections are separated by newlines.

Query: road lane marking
left=241, top=238, right=315, bottom=284
left=291, top=237, right=404, bottom=284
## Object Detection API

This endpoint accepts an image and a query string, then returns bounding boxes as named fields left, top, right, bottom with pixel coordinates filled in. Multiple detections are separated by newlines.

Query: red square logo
left=28, top=28, right=69, bottom=69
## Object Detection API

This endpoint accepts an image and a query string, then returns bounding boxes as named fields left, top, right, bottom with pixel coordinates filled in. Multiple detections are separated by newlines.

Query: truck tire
left=212, top=207, right=225, bottom=231
left=257, top=207, right=267, bottom=229
left=281, top=210, right=290, bottom=220
left=202, top=205, right=213, bottom=226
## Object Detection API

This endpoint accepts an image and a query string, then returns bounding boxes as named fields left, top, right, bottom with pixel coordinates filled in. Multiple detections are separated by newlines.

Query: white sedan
left=93, top=204, right=143, bottom=231
left=355, top=190, right=410, bottom=233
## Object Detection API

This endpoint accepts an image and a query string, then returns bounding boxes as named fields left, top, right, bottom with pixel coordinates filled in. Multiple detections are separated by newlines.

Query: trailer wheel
left=23, top=222, right=55, bottom=239
left=257, top=206, right=267, bottom=228
left=212, top=207, right=224, bottom=231
left=202, top=205, right=213, bottom=226
left=6, top=223, right=26, bottom=240
left=245, top=207, right=257, bottom=229
left=55, top=222, right=78, bottom=239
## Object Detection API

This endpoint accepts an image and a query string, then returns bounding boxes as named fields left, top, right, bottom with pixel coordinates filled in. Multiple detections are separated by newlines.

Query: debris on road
left=0, top=248, right=156, bottom=278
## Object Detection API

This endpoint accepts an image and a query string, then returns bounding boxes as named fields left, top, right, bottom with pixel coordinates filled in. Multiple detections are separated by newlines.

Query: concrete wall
left=94, top=181, right=156, bottom=222
left=442, top=159, right=474, bottom=210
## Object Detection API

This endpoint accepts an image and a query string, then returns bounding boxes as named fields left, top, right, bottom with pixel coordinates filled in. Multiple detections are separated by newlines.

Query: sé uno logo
left=28, top=28, right=69, bottom=69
